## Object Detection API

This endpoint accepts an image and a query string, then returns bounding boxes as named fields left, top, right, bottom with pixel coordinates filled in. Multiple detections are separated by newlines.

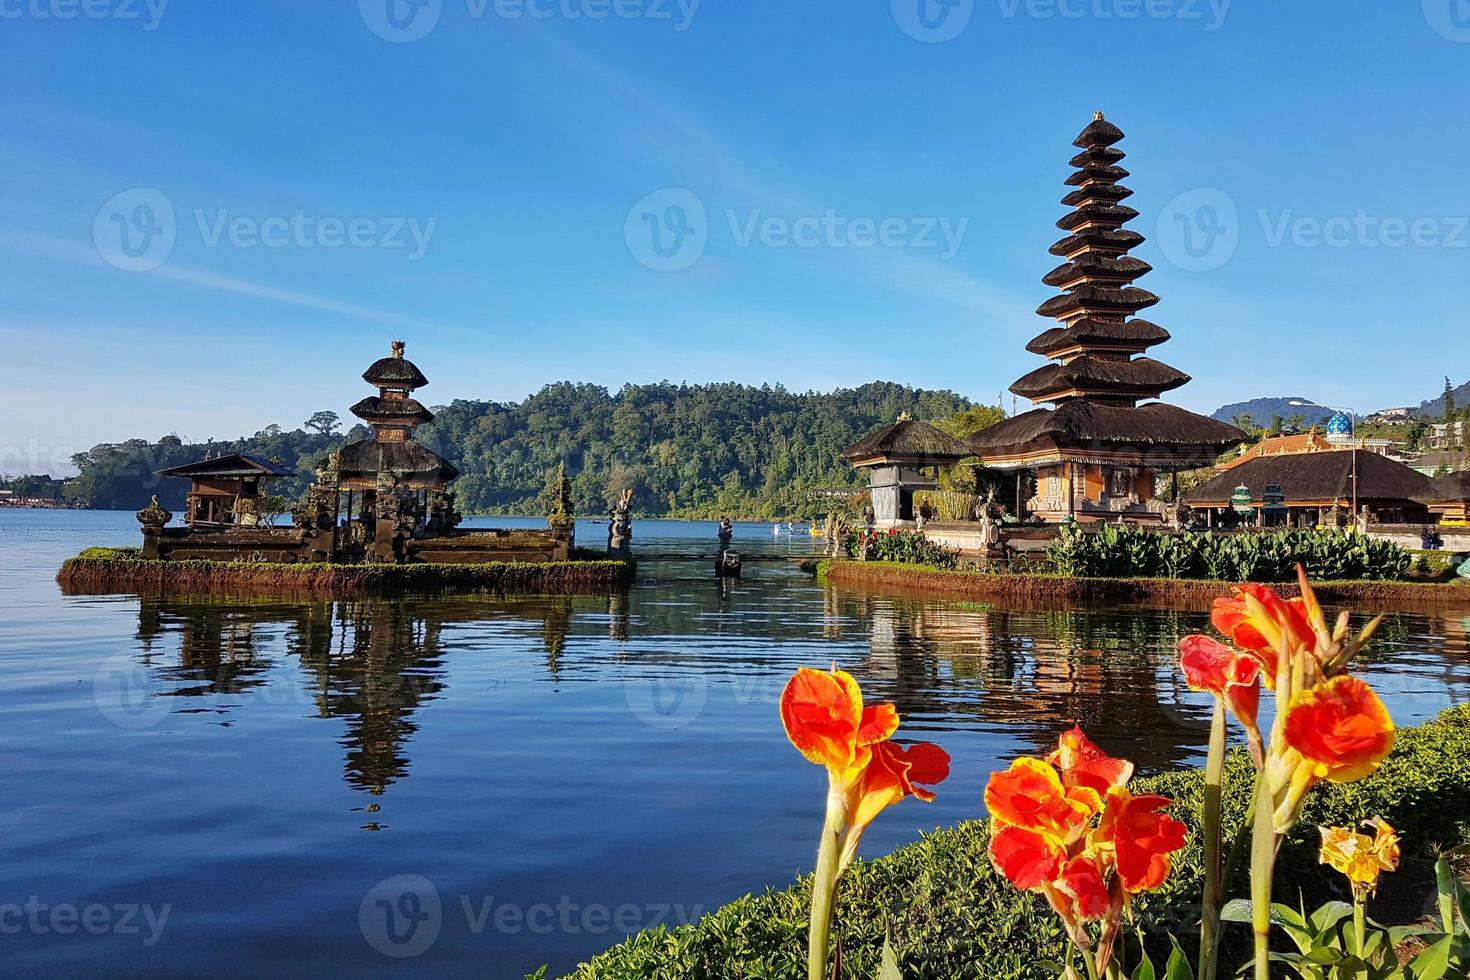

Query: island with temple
left=58, top=342, right=635, bottom=596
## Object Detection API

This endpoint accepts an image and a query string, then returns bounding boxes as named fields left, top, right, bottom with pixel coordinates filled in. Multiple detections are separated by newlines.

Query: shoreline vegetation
left=566, top=705, right=1470, bottom=980
left=816, top=559, right=1470, bottom=609
left=56, top=548, right=635, bottom=598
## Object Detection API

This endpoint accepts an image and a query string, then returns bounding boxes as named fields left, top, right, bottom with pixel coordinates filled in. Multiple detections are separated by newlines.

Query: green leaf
left=876, top=928, right=902, bottom=980
left=1130, top=929, right=1156, bottom=980
left=1307, top=901, right=1354, bottom=935
left=1408, top=935, right=1454, bottom=980
left=1436, top=857, right=1457, bottom=934
left=1163, top=936, right=1195, bottom=980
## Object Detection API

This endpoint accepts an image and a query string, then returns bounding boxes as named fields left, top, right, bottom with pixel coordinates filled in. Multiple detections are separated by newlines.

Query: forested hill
left=60, top=381, right=974, bottom=518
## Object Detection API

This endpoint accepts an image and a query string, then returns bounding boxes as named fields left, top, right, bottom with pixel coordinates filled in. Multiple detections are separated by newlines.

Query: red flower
left=1210, top=583, right=1314, bottom=682
left=1047, top=726, right=1134, bottom=796
left=985, top=757, right=1099, bottom=844
left=1180, top=634, right=1263, bottom=738
left=990, top=824, right=1068, bottom=891
left=1057, top=854, right=1114, bottom=921
left=1095, top=790, right=1189, bottom=893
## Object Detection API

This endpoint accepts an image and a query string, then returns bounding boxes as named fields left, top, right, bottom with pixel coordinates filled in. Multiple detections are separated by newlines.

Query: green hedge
left=566, top=704, right=1470, bottom=980
left=1047, top=525, right=1413, bottom=582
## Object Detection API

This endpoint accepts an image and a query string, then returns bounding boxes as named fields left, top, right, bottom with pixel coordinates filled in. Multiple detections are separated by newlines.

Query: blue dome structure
left=1325, top=412, right=1353, bottom=439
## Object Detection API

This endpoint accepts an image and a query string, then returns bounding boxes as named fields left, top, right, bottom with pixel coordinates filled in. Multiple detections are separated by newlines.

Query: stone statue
left=547, top=463, right=575, bottom=532
left=136, top=495, right=172, bottom=529
left=717, top=517, right=733, bottom=545
left=608, top=488, right=633, bottom=558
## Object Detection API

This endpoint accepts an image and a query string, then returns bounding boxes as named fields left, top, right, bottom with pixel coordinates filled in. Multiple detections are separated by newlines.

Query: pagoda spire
left=1011, top=113, right=1189, bottom=407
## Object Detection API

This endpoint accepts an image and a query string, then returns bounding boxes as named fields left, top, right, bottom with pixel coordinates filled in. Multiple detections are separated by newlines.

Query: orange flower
left=1056, top=854, right=1114, bottom=921
left=1180, top=634, right=1264, bottom=736
left=1284, top=676, right=1395, bottom=784
left=1094, top=789, right=1189, bottom=893
left=986, top=757, right=1100, bottom=843
left=851, top=740, right=950, bottom=831
left=1048, top=726, right=1134, bottom=796
left=990, top=824, right=1069, bottom=891
left=1210, top=583, right=1313, bottom=681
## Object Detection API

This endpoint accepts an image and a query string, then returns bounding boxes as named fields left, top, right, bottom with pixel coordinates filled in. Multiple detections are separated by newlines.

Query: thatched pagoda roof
left=362, top=340, right=429, bottom=390
left=1026, top=318, right=1170, bottom=356
left=971, top=401, right=1243, bottom=470
left=158, top=453, right=294, bottom=480
left=337, top=439, right=458, bottom=483
left=1184, top=451, right=1433, bottom=508
left=350, top=395, right=435, bottom=425
left=842, top=419, right=975, bottom=466
left=1010, top=356, right=1190, bottom=401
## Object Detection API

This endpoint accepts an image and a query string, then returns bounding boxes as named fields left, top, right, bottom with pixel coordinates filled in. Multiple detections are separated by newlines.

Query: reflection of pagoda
left=973, top=114, right=1242, bottom=522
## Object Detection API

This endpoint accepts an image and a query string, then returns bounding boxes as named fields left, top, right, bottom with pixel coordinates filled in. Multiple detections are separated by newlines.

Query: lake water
left=3, top=509, right=1469, bottom=977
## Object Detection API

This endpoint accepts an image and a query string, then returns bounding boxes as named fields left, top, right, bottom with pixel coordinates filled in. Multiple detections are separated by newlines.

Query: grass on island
left=57, top=547, right=635, bottom=597
left=566, top=704, right=1470, bottom=980
left=815, top=559, right=1470, bottom=608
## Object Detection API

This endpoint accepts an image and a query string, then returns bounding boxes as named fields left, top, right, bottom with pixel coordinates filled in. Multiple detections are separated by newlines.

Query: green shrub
left=846, top=529, right=959, bottom=569
left=566, top=705, right=1470, bottom=980
left=1047, top=525, right=1413, bottom=582
left=75, top=546, right=141, bottom=560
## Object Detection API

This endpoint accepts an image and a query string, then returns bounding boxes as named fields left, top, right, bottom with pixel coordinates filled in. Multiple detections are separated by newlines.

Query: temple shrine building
left=968, top=113, right=1243, bottom=521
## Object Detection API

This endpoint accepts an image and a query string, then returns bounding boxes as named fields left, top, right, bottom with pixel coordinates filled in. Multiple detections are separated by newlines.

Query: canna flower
left=1048, top=725, right=1134, bottom=796
left=780, top=667, right=950, bottom=980
left=1094, top=789, right=1189, bottom=893
left=986, top=730, right=1184, bottom=977
left=1319, top=818, right=1400, bottom=898
left=1284, top=675, right=1396, bottom=785
left=1180, top=634, right=1265, bottom=762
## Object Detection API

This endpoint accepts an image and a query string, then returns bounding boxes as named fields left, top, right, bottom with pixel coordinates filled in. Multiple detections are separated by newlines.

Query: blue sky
left=3, top=1, right=1468, bottom=473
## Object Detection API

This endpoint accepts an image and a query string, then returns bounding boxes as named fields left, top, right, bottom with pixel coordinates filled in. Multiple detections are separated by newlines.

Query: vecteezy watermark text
left=359, top=0, right=699, bottom=43
left=624, top=188, right=969, bottom=273
left=0, top=0, right=167, bottom=29
left=0, top=898, right=171, bottom=946
left=92, top=188, right=437, bottom=272
left=358, top=875, right=704, bottom=958
left=995, top=0, right=1231, bottom=30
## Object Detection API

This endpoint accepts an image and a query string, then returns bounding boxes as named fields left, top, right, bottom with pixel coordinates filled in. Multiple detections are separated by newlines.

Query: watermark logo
left=1423, top=0, right=1470, bottom=42
left=359, top=874, right=442, bottom=959
left=92, top=189, right=438, bottom=271
left=0, top=898, right=171, bottom=946
left=995, top=0, right=1231, bottom=31
left=623, top=674, right=709, bottom=731
left=0, top=0, right=169, bottom=30
left=624, top=188, right=708, bottom=273
left=93, top=188, right=176, bottom=273
left=93, top=652, right=174, bottom=730
left=359, top=0, right=699, bottom=42
left=891, top=0, right=974, bottom=42
left=1155, top=187, right=1239, bottom=272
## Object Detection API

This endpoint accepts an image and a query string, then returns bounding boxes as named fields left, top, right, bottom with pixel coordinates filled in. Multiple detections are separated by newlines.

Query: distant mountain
left=1415, top=379, right=1470, bottom=420
left=1210, top=397, right=1334, bottom=427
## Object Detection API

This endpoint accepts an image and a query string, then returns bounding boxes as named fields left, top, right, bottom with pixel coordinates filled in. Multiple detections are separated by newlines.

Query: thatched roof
left=1427, top=470, right=1470, bottom=503
left=350, top=395, right=434, bottom=425
left=1010, top=356, right=1190, bottom=400
left=1050, top=228, right=1144, bottom=257
left=1060, top=183, right=1134, bottom=207
left=158, top=453, right=294, bottom=480
left=1042, top=255, right=1151, bottom=288
left=971, top=401, right=1242, bottom=468
left=362, top=341, right=429, bottom=389
left=1184, top=450, right=1433, bottom=507
left=1074, top=114, right=1125, bottom=148
left=842, top=419, right=975, bottom=465
left=1026, top=318, right=1170, bottom=356
left=1036, top=284, right=1160, bottom=319
left=1056, top=204, right=1139, bottom=232
left=336, top=439, right=458, bottom=482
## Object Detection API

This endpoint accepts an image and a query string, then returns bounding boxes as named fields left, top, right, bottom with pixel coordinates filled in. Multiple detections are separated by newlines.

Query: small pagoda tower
left=972, top=114, right=1243, bottom=522
left=331, top=341, right=459, bottom=559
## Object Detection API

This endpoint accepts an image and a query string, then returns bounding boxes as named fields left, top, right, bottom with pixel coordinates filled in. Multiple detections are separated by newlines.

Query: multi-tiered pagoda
left=972, top=113, right=1243, bottom=522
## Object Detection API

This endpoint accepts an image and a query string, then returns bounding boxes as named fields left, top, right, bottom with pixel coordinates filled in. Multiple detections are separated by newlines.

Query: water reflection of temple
left=131, top=594, right=615, bottom=796
left=845, top=594, right=1205, bottom=769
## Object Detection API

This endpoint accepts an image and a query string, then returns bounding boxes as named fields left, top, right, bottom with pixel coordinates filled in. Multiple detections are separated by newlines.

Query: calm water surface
left=3, top=510, right=1468, bottom=977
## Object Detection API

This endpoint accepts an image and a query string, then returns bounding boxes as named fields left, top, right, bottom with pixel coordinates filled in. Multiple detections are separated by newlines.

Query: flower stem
left=807, top=782, right=847, bottom=980
left=1352, top=895, right=1366, bottom=960
left=1249, top=770, right=1276, bottom=980
left=1198, top=700, right=1228, bottom=980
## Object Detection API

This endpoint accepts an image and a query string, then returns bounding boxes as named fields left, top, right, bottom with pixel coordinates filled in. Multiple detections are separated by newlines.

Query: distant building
left=1184, top=450, right=1433, bottom=527
left=1407, top=450, right=1465, bottom=476
left=842, top=418, right=974, bottom=529
left=1427, top=421, right=1467, bottom=450
left=1365, top=407, right=1414, bottom=425
left=968, top=113, right=1242, bottom=523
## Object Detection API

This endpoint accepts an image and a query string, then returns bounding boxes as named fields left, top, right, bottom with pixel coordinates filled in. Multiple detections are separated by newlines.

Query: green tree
left=1444, top=377, right=1456, bottom=424
left=305, top=411, right=341, bottom=436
